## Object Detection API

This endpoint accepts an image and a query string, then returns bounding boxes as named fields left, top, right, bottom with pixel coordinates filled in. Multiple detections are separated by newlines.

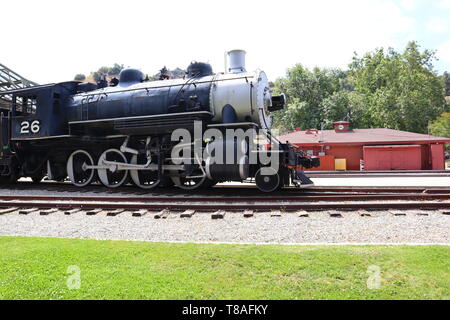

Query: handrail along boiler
left=0, top=50, right=319, bottom=192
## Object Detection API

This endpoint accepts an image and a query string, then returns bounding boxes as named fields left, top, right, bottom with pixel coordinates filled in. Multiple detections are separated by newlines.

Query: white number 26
left=20, top=120, right=41, bottom=134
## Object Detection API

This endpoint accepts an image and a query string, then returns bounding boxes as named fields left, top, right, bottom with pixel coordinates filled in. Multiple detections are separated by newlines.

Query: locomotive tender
left=0, top=50, right=319, bottom=192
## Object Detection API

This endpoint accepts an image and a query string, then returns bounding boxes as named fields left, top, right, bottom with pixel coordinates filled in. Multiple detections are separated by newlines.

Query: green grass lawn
left=0, top=236, right=448, bottom=300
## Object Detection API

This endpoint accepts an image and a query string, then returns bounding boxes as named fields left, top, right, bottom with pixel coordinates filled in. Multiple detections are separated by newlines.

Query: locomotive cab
left=9, top=82, right=78, bottom=140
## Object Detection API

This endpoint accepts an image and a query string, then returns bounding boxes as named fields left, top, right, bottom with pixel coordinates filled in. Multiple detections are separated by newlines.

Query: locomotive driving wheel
left=255, top=167, right=281, bottom=192
left=67, top=150, right=95, bottom=187
left=130, top=137, right=174, bottom=189
left=97, top=149, right=128, bottom=188
left=170, top=165, right=207, bottom=190
left=171, top=174, right=207, bottom=190
left=129, top=153, right=160, bottom=189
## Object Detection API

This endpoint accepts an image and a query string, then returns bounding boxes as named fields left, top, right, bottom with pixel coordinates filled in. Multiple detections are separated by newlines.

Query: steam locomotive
left=0, top=50, right=319, bottom=192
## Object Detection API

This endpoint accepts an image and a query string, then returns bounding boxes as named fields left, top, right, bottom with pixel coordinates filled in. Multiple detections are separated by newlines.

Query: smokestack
left=227, top=49, right=246, bottom=73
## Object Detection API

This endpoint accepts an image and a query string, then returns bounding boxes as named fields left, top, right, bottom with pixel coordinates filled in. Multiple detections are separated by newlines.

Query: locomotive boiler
left=0, top=50, right=319, bottom=192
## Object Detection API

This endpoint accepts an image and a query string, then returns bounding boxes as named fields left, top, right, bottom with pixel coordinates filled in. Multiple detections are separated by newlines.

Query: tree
left=170, top=67, right=186, bottom=78
left=321, top=90, right=368, bottom=128
left=272, top=41, right=447, bottom=134
left=74, top=74, right=86, bottom=81
left=429, top=112, right=450, bottom=137
left=272, top=65, right=346, bottom=132
left=109, top=63, right=124, bottom=76
left=429, top=112, right=450, bottom=152
left=348, top=41, right=446, bottom=133
left=97, top=66, right=110, bottom=74
left=442, top=72, right=450, bottom=97
left=147, top=67, right=187, bottom=81
left=92, top=71, right=103, bottom=82
left=91, top=64, right=124, bottom=81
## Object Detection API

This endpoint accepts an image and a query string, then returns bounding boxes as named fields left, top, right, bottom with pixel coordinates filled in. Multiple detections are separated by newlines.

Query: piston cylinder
left=205, top=139, right=249, bottom=181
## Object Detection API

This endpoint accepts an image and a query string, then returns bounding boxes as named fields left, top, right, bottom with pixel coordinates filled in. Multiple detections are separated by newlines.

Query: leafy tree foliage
left=170, top=67, right=187, bottom=78
left=92, top=63, right=124, bottom=81
left=272, top=65, right=347, bottom=132
left=429, top=112, right=450, bottom=152
left=321, top=91, right=368, bottom=128
left=429, top=112, right=450, bottom=138
left=147, top=67, right=187, bottom=81
left=74, top=74, right=86, bottom=81
left=273, top=41, right=447, bottom=134
left=348, top=42, right=445, bottom=133
left=109, top=63, right=125, bottom=76
left=442, top=72, right=450, bottom=97
left=85, top=64, right=186, bottom=83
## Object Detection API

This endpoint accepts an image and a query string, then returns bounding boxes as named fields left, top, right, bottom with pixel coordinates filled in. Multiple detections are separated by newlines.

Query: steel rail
left=0, top=192, right=450, bottom=203
left=4, top=182, right=450, bottom=195
left=0, top=200, right=447, bottom=211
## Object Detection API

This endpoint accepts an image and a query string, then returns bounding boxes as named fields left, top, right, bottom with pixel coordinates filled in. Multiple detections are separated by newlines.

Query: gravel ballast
left=0, top=210, right=449, bottom=244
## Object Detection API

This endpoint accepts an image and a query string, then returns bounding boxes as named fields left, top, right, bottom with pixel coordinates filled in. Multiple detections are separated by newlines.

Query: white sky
left=2, top=0, right=450, bottom=84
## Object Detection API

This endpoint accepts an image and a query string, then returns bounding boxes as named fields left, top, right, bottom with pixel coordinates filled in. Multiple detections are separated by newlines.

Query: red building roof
left=279, top=128, right=450, bottom=146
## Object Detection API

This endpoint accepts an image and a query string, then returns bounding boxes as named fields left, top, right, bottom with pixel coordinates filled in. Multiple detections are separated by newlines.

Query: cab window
left=20, top=95, right=37, bottom=115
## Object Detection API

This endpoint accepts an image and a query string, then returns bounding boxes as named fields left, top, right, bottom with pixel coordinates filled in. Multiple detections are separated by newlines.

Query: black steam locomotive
left=0, top=50, right=319, bottom=192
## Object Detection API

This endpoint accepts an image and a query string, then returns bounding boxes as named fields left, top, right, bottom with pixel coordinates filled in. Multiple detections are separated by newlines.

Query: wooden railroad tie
left=270, top=210, right=282, bottom=217
left=298, top=210, right=309, bottom=218
left=154, top=209, right=170, bottom=219
left=64, top=208, right=81, bottom=215
left=439, top=209, right=450, bottom=216
left=389, top=210, right=406, bottom=216
left=39, top=208, right=58, bottom=215
left=180, top=210, right=195, bottom=218
left=0, top=207, right=18, bottom=215
left=106, top=209, right=124, bottom=216
left=86, top=208, right=102, bottom=216
left=328, top=211, right=343, bottom=218
left=132, top=209, right=148, bottom=217
left=211, top=210, right=225, bottom=219
left=359, top=210, right=371, bottom=217
left=19, top=208, right=39, bottom=215
left=243, top=210, right=254, bottom=218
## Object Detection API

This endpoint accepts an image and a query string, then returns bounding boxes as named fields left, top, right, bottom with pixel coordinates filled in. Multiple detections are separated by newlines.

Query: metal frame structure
left=0, top=63, right=38, bottom=108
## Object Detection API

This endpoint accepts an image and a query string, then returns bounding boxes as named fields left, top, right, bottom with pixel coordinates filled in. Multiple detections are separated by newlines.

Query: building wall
left=420, top=144, right=431, bottom=170
left=296, top=144, right=363, bottom=170
left=295, top=142, right=446, bottom=171
left=431, top=144, right=445, bottom=170
left=327, top=145, right=363, bottom=170
left=363, top=145, right=422, bottom=170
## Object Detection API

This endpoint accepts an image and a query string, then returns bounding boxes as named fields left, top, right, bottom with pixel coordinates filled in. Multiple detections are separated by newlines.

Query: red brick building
left=279, top=121, right=450, bottom=171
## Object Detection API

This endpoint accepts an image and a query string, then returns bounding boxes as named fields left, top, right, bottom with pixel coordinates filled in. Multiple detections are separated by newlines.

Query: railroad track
left=0, top=187, right=449, bottom=212
left=2, top=184, right=448, bottom=245
left=3, top=180, right=450, bottom=195
left=0, top=190, right=450, bottom=202
left=1, top=206, right=448, bottom=218
left=0, top=200, right=448, bottom=211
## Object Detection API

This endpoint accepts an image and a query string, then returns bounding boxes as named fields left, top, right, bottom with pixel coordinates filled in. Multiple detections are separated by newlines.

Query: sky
left=1, top=0, right=450, bottom=84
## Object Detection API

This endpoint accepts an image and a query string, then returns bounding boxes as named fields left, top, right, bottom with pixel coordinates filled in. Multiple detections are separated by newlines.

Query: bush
left=74, top=74, right=86, bottom=81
